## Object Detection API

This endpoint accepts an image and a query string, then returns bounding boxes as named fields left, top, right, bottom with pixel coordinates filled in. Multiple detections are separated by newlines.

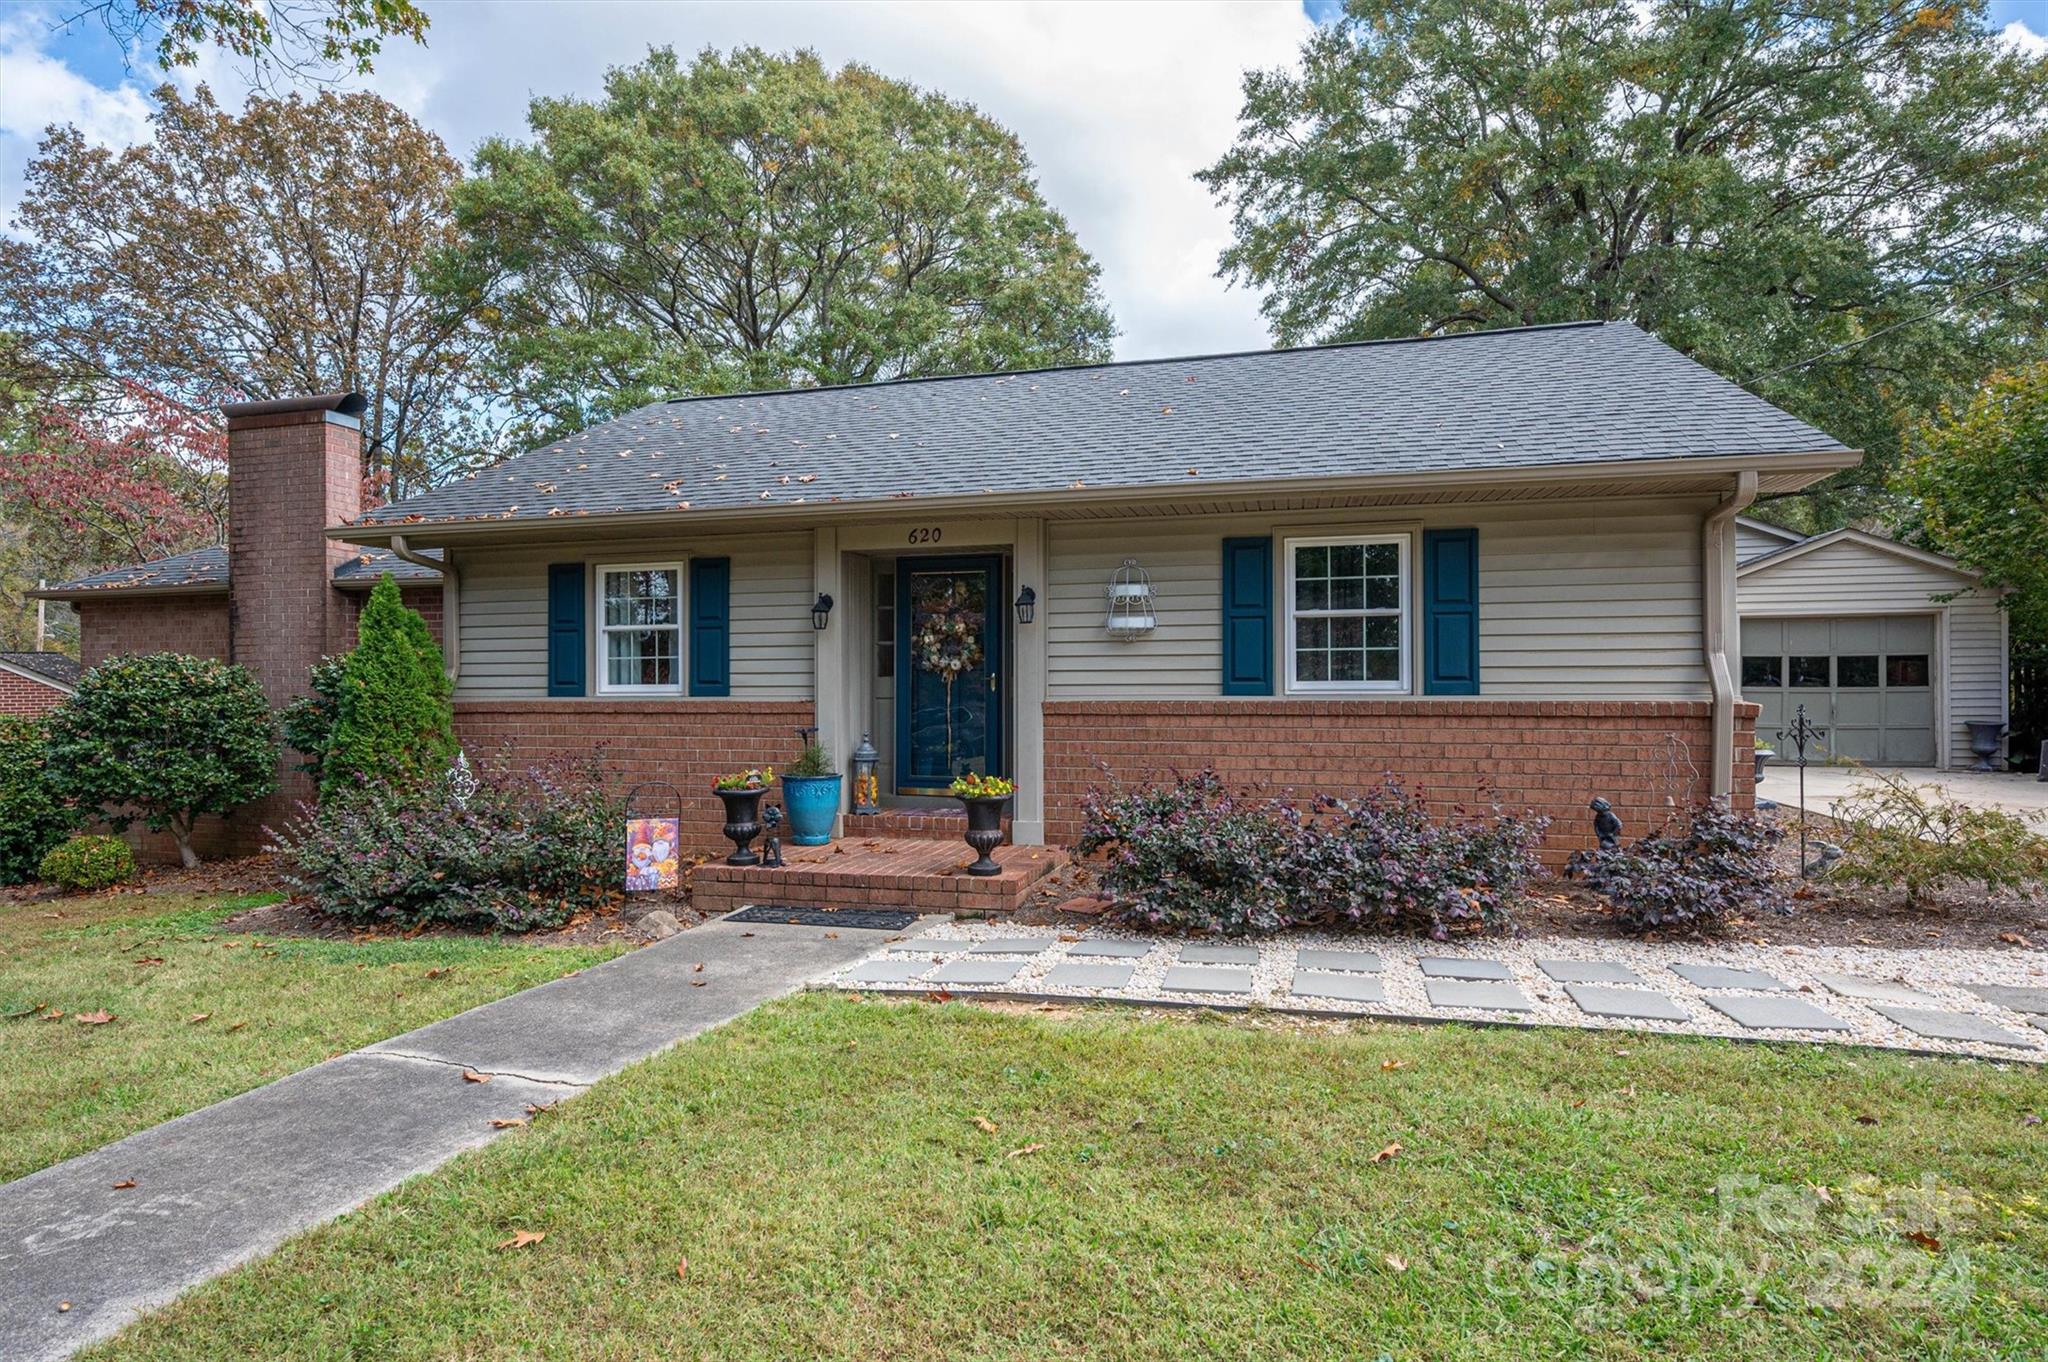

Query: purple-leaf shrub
left=1565, top=799, right=1787, bottom=936
left=1075, top=769, right=1547, bottom=938
left=269, top=750, right=625, bottom=932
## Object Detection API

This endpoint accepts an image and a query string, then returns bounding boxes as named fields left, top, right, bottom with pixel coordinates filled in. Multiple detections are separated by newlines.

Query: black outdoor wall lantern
left=1014, top=586, right=1037, bottom=625
left=811, top=593, right=834, bottom=630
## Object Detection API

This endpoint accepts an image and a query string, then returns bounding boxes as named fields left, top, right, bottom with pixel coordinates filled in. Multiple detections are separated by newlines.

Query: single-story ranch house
left=44, top=320, right=1932, bottom=860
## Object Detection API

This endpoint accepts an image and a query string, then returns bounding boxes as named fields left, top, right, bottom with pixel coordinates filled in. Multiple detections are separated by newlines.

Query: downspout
left=1702, top=472, right=1758, bottom=799
left=389, top=534, right=459, bottom=681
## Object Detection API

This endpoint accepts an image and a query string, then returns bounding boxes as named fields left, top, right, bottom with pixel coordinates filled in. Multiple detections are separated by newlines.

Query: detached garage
left=1735, top=518, right=2008, bottom=769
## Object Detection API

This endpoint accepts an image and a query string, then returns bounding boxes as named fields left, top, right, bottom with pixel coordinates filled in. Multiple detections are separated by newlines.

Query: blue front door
left=895, top=555, right=1005, bottom=793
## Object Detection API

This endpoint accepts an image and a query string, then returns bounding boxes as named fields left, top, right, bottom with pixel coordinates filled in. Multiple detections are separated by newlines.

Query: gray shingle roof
left=37, top=545, right=439, bottom=598
left=0, top=652, right=80, bottom=687
left=356, top=321, right=1851, bottom=531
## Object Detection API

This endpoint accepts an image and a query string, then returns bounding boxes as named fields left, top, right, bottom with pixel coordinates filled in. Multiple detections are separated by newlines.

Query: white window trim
left=1282, top=533, right=1412, bottom=695
left=595, top=560, right=686, bottom=695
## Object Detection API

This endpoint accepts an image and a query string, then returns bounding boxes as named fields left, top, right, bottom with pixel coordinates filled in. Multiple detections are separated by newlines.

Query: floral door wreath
left=912, top=577, right=984, bottom=772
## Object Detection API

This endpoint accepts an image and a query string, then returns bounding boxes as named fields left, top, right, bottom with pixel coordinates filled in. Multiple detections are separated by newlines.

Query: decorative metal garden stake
left=1777, top=703, right=1828, bottom=877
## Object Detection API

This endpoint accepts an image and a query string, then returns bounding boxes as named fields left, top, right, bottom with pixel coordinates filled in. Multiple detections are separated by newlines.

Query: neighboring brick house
left=0, top=652, right=79, bottom=716
left=42, top=323, right=1865, bottom=861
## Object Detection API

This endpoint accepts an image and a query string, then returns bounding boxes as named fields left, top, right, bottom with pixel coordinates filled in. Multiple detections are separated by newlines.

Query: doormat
left=725, top=905, right=921, bottom=931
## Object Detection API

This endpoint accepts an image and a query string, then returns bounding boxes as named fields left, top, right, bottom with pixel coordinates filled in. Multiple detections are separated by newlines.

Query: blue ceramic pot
left=779, top=774, right=842, bottom=846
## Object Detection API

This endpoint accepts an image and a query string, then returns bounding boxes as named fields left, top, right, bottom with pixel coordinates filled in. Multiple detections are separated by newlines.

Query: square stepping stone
left=1162, top=965, right=1253, bottom=994
left=1965, top=983, right=2048, bottom=1014
left=1538, top=959, right=1645, bottom=985
left=1066, top=939, right=1153, bottom=958
left=1290, top=971, right=1387, bottom=1004
left=968, top=937, right=1051, bottom=955
left=1179, top=943, right=1259, bottom=965
left=1296, top=948, right=1383, bottom=973
left=844, top=959, right=929, bottom=984
left=1424, top=979, right=1533, bottom=1012
left=1812, top=972, right=1941, bottom=1006
left=1418, top=957, right=1511, bottom=981
left=1565, top=984, right=1688, bottom=1022
left=1870, top=1005, right=2037, bottom=1048
left=1671, top=963, right=1788, bottom=991
left=1045, top=962, right=1136, bottom=990
left=930, top=959, right=1024, bottom=987
left=1705, top=995, right=1849, bottom=1031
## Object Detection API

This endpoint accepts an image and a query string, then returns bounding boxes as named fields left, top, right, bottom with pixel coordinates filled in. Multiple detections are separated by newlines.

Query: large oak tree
left=443, top=46, right=1118, bottom=445
left=1201, top=0, right=2048, bottom=528
left=0, top=84, right=489, bottom=493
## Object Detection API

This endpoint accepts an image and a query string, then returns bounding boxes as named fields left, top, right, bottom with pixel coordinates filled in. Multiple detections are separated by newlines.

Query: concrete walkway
left=1763, top=763, right=2048, bottom=820
left=0, top=917, right=886, bottom=1362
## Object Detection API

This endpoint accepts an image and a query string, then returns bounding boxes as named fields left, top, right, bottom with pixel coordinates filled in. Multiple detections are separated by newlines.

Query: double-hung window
left=598, top=563, right=683, bottom=693
left=1284, top=535, right=1409, bottom=692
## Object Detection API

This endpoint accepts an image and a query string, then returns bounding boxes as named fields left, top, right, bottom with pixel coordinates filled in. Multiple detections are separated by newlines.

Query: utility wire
left=1740, top=260, right=2048, bottom=388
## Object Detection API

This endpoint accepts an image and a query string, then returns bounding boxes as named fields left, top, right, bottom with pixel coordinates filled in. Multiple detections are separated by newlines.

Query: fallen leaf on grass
left=424, top=967, right=453, bottom=979
left=111, top=1180, right=135, bottom=1190
left=496, top=1230, right=546, bottom=1249
left=75, top=1010, right=115, bottom=1026
left=525, top=1102, right=556, bottom=1117
left=1855, top=1114, right=1878, bottom=1126
left=1381, top=1059, right=1408, bottom=1071
left=133, top=957, right=164, bottom=967
left=225, top=1021, right=246, bottom=1032
left=1371, top=1141, right=1403, bottom=1164
left=675, top=1258, right=689, bottom=1281
left=489, top=1118, right=527, bottom=1129
left=43, top=1011, right=64, bottom=1022
left=462, top=1070, right=492, bottom=1084
left=924, top=989, right=953, bottom=1004
left=1384, top=1253, right=1408, bottom=1272
left=974, top=1115, right=999, bottom=1134
left=186, top=1013, right=211, bottom=1025
left=1005, top=1143, right=1045, bottom=1159
left=1904, top=1230, right=1942, bottom=1252
left=3, top=1002, right=44, bottom=1020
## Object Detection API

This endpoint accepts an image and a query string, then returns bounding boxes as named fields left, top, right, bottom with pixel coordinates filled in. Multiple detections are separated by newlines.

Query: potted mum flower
left=712, top=767, right=772, bottom=864
left=950, top=771, right=1014, bottom=876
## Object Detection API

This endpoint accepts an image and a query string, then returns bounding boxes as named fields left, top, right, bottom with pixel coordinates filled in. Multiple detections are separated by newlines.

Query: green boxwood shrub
left=269, top=751, right=624, bottom=932
left=322, top=575, right=455, bottom=798
left=39, top=834, right=136, bottom=892
left=44, top=653, right=278, bottom=868
left=0, top=716, right=78, bottom=884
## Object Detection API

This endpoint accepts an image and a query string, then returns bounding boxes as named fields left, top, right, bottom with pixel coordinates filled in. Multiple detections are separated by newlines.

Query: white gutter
left=1702, top=472, right=1758, bottom=799
left=389, top=534, right=459, bottom=681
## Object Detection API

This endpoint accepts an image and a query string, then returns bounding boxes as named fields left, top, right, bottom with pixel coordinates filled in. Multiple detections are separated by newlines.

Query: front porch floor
left=690, top=837, right=1065, bottom=917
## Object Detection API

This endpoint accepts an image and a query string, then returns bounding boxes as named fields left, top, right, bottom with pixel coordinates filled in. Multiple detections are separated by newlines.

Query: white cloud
left=0, top=6, right=156, bottom=232
left=0, top=0, right=1312, bottom=357
left=2000, top=19, right=2048, bottom=56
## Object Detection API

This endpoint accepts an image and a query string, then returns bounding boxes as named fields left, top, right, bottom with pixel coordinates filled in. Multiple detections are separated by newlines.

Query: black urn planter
left=957, top=794, right=1011, bottom=877
left=714, top=786, right=767, bottom=865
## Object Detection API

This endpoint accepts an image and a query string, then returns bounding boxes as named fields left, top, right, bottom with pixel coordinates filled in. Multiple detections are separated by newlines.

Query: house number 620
left=906, top=527, right=942, bottom=545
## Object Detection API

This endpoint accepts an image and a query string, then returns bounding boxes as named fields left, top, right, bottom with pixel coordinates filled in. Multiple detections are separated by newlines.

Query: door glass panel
left=1741, top=655, right=1782, bottom=688
left=1789, top=655, right=1831, bottom=687
left=1836, top=655, right=1879, bottom=688
left=1886, top=654, right=1930, bottom=687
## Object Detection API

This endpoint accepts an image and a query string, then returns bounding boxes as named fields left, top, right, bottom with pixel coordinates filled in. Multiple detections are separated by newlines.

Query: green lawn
left=85, top=994, right=2047, bottom=1361
left=0, top=892, right=623, bottom=1182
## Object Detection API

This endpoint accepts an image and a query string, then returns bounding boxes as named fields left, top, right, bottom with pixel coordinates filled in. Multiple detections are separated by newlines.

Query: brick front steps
left=691, top=837, right=1064, bottom=917
left=841, top=807, right=1010, bottom=843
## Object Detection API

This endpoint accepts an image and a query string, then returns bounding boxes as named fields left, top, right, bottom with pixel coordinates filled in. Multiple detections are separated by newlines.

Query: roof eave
left=331, top=448, right=1862, bottom=546
left=28, top=582, right=231, bottom=602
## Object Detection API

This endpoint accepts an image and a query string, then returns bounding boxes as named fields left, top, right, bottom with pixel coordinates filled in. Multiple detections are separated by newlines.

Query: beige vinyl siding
left=453, top=531, right=814, bottom=700
left=1737, top=521, right=1800, bottom=563
left=1737, top=537, right=2005, bottom=768
left=1046, top=498, right=1711, bottom=700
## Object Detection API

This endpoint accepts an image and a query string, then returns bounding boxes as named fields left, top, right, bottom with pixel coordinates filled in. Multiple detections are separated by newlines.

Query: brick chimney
left=222, top=392, right=367, bottom=709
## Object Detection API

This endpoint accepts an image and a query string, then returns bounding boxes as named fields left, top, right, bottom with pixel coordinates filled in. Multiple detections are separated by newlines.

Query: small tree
left=44, top=653, right=278, bottom=868
left=322, top=575, right=455, bottom=796
left=0, top=716, right=80, bottom=883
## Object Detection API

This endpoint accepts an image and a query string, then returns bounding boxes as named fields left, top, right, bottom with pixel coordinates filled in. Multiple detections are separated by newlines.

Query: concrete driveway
left=1760, top=762, right=2048, bottom=821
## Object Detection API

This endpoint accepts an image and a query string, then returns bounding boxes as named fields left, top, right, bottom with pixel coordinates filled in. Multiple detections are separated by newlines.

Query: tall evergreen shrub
left=322, top=574, right=456, bottom=796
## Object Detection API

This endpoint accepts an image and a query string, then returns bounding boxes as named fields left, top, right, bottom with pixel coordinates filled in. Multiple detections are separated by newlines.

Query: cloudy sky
left=2, top=0, right=2045, bottom=362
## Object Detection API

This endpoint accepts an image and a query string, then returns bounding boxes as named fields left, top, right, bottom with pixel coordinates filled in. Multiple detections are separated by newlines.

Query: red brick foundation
left=1043, top=698, right=1757, bottom=860
left=454, top=699, right=816, bottom=854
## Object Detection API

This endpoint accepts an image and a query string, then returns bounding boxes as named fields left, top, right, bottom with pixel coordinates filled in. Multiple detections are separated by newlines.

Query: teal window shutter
left=1422, top=528, right=1480, bottom=695
left=689, top=557, right=731, bottom=696
left=546, top=562, right=586, bottom=697
left=1221, top=536, right=1273, bottom=696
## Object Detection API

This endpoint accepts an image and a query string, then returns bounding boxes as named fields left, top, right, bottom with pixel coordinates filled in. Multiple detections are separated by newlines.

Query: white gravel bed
left=820, top=921, right=2048, bottom=1064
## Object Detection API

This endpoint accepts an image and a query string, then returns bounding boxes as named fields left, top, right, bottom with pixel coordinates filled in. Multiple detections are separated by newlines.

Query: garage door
left=1739, top=616, right=1936, bottom=765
